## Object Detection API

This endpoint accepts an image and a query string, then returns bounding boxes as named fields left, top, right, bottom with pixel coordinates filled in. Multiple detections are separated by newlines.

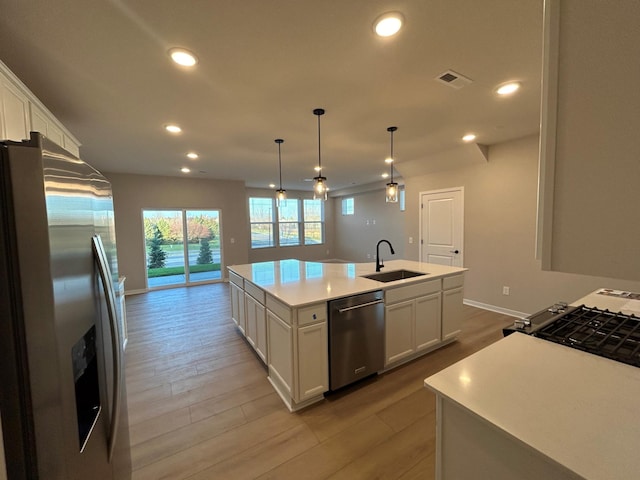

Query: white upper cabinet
left=0, top=60, right=81, bottom=156
left=538, top=0, right=640, bottom=281
left=0, top=76, right=30, bottom=141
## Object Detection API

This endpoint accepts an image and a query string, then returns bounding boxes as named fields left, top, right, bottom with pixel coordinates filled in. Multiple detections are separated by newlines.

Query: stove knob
left=548, top=307, right=558, bottom=313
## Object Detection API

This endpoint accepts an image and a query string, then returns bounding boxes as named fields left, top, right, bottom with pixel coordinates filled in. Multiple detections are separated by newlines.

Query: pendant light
left=385, top=126, right=399, bottom=203
left=312, top=108, right=328, bottom=201
left=274, top=138, right=286, bottom=207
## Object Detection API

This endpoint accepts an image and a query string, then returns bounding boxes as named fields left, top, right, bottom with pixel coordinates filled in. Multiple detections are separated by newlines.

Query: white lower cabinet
left=229, top=268, right=464, bottom=411
left=245, top=293, right=267, bottom=363
left=265, top=296, right=328, bottom=410
left=385, top=279, right=443, bottom=367
left=297, top=321, right=328, bottom=401
left=442, top=287, right=464, bottom=341
left=267, top=310, right=293, bottom=396
left=230, top=281, right=245, bottom=334
left=385, top=300, right=415, bottom=365
left=415, top=292, right=442, bottom=351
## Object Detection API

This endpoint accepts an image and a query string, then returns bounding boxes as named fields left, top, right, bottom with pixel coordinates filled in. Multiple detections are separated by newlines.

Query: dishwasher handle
left=337, top=299, right=384, bottom=313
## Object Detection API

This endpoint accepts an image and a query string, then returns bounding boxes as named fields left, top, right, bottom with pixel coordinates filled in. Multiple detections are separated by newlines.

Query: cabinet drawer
left=244, top=280, right=265, bottom=304
left=229, top=270, right=244, bottom=288
left=297, top=303, right=327, bottom=326
left=267, top=294, right=292, bottom=325
left=443, top=274, right=464, bottom=290
left=385, top=279, right=441, bottom=304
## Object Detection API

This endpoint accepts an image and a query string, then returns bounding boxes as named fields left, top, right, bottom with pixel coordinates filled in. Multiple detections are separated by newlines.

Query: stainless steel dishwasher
left=328, top=290, right=384, bottom=390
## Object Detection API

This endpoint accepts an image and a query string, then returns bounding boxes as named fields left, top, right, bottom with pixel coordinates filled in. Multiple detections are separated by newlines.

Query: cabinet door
left=415, top=292, right=442, bottom=352
left=442, top=287, right=464, bottom=341
left=297, top=322, right=328, bottom=402
left=255, top=301, right=267, bottom=363
left=268, top=310, right=293, bottom=396
left=0, top=79, right=30, bottom=141
left=245, top=293, right=267, bottom=363
left=230, top=282, right=245, bottom=334
left=245, top=293, right=258, bottom=348
left=385, top=300, right=415, bottom=366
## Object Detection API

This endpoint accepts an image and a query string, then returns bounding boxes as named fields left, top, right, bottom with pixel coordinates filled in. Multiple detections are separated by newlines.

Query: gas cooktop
left=505, top=305, right=640, bottom=368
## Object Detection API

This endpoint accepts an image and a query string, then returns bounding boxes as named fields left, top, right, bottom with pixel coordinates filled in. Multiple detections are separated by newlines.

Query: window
left=249, top=197, right=275, bottom=248
left=303, top=199, right=323, bottom=245
left=143, top=209, right=222, bottom=288
left=342, top=197, right=354, bottom=215
left=249, top=197, right=324, bottom=248
left=400, top=187, right=406, bottom=211
left=278, top=199, right=300, bottom=246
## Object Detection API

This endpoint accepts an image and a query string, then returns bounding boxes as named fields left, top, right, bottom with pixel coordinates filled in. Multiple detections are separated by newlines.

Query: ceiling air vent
left=435, top=70, right=473, bottom=89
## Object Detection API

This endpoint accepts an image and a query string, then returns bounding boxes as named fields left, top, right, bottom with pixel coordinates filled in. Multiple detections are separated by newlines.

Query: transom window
left=342, top=197, right=354, bottom=215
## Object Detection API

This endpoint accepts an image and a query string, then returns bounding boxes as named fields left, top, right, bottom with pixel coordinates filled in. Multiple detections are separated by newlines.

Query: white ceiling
left=0, top=0, right=543, bottom=192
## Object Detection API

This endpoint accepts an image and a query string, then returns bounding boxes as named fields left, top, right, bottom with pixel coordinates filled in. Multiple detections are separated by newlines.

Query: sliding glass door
left=143, top=209, right=222, bottom=288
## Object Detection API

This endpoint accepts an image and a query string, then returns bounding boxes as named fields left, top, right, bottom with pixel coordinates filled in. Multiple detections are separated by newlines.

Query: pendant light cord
left=387, top=126, right=397, bottom=183
left=313, top=108, right=325, bottom=174
left=278, top=141, right=283, bottom=189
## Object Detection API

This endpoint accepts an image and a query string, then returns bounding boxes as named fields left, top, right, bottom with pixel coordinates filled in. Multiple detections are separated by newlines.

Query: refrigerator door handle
left=91, top=234, right=121, bottom=462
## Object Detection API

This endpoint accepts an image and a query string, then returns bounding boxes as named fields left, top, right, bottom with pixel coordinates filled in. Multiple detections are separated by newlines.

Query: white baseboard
left=463, top=299, right=528, bottom=319
left=124, top=288, right=147, bottom=296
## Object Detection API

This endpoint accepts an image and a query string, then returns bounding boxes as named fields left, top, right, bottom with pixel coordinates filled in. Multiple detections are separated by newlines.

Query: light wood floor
left=124, top=283, right=513, bottom=480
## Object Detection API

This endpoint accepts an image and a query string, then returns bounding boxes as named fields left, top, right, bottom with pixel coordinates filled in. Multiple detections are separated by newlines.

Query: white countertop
left=228, top=259, right=466, bottom=307
left=572, top=288, right=640, bottom=317
left=424, top=332, right=640, bottom=480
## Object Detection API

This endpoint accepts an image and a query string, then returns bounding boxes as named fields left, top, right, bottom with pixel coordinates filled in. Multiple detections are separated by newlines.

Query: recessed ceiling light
left=168, top=48, right=198, bottom=67
left=462, top=133, right=477, bottom=142
left=269, top=183, right=276, bottom=189
left=382, top=172, right=389, bottom=179
left=314, top=166, right=322, bottom=172
left=165, top=124, right=182, bottom=134
left=181, top=167, right=191, bottom=173
left=186, top=152, right=199, bottom=159
left=384, top=157, right=394, bottom=164
left=496, top=82, right=521, bottom=96
left=374, top=12, right=404, bottom=37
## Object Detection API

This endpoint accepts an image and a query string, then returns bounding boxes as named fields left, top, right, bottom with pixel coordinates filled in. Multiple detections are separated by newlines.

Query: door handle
left=92, top=235, right=121, bottom=462
left=450, top=249, right=460, bottom=254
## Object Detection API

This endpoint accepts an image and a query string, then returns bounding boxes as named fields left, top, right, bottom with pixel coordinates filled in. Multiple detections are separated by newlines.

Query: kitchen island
left=424, top=291, right=640, bottom=480
left=228, top=259, right=466, bottom=411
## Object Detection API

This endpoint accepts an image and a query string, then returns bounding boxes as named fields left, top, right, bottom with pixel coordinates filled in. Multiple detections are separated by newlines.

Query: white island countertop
left=228, top=259, right=466, bottom=307
left=424, top=332, right=640, bottom=480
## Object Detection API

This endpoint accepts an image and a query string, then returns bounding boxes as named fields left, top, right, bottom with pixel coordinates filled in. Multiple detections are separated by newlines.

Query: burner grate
left=534, top=305, right=640, bottom=367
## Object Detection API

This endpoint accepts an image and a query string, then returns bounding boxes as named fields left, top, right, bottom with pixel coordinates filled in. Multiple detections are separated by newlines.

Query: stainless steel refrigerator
left=0, top=132, right=131, bottom=479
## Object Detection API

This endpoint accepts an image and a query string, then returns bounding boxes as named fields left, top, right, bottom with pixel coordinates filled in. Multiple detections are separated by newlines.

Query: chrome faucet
left=376, top=239, right=395, bottom=272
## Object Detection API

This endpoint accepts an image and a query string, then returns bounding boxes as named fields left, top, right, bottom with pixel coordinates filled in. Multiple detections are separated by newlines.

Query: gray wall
left=105, top=172, right=249, bottom=292
left=538, top=0, right=640, bottom=281
left=403, top=134, right=640, bottom=315
left=333, top=188, right=405, bottom=263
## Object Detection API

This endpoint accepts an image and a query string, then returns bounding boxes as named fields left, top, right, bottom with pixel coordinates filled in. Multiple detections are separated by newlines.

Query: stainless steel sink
left=361, top=269, right=427, bottom=283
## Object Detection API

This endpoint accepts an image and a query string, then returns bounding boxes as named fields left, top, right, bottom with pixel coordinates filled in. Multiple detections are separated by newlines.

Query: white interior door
left=420, top=188, right=464, bottom=266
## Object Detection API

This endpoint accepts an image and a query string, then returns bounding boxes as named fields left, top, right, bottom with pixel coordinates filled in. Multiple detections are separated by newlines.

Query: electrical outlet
left=409, top=236, right=414, bottom=244
left=366, top=253, right=371, bottom=259
left=502, top=286, right=510, bottom=296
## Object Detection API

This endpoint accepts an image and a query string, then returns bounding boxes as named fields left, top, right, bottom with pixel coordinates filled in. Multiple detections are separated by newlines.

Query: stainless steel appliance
left=0, top=133, right=131, bottom=479
left=504, top=302, right=640, bottom=368
left=328, top=290, right=384, bottom=390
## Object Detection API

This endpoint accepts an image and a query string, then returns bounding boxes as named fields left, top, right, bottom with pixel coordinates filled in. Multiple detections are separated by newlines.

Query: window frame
left=249, top=197, right=276, bottom=249
left=249, top=196, right=325, bottom=248
left=341, top=197, right=354, bottom=215
left=302, top=198, right=324, bottom=245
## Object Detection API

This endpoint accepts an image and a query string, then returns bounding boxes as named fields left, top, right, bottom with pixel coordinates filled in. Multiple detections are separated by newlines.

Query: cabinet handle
left=337, top=299, right=384, bottom=313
